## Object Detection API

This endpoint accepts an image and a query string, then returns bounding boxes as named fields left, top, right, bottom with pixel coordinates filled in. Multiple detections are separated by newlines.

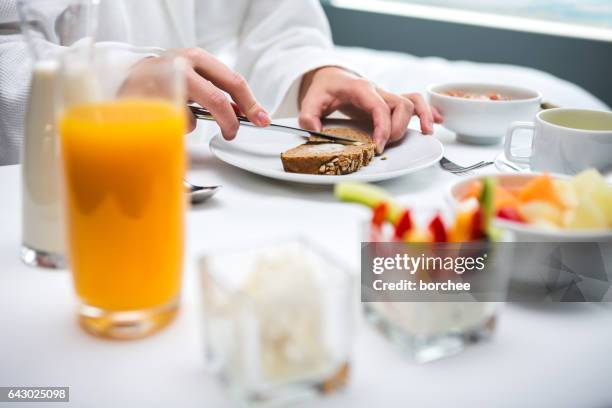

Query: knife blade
left=189, top=105, right=364, bottom=146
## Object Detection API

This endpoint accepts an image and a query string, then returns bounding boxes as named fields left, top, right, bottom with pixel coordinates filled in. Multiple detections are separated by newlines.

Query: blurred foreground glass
left=17, top=0, right=99, bottom=269
left=361, top=208, right=506, bottom=363
left=199, top=239, right=354, bottom=406
left=58, top=53, right=187, bottom=339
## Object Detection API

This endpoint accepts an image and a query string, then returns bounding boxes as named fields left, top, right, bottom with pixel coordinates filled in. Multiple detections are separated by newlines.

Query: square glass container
left=199, top=238, right=354, bottom=406
left=361, top=207, right=506, bottom=363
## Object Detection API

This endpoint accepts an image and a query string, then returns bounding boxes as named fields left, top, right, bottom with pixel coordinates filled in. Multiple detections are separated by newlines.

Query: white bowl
left=448, top=173, right=612, bottom=243
left=448, top=173, right=612, bottom=295
left=428, top=83, right=542, bottom=145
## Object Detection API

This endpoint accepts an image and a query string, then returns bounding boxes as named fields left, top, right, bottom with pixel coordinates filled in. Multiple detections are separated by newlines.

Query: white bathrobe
left=0, top=0, right=347, bottom=165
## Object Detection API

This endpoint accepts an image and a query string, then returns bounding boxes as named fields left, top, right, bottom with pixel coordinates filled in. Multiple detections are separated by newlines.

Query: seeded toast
left=281, top=128, right=375, bottom=175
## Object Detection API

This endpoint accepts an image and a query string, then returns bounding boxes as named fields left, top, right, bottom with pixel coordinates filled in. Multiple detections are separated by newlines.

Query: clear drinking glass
left=361, top=206, right=506, bottom=363
left=17, top=0, right=99, bottom=269
left=57, top=50, right=188, bottom=339
left=198, top=238, right=354, bottom=406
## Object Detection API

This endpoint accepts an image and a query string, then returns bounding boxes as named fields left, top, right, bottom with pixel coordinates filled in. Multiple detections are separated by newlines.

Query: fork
left=439, top=157, right=493, bottom=174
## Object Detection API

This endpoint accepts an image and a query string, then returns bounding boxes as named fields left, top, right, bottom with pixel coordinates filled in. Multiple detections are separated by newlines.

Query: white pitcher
left=17, top=0, right=99, bottom=268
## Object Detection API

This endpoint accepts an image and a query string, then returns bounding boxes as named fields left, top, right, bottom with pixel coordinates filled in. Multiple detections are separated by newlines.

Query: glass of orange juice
left=58, top=53, right=187, bottom=339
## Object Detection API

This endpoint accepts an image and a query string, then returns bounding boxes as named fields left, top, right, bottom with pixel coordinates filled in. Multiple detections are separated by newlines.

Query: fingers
left=183, top=48, right=270, bottom=127
left=379, top=90, right=414, bottom=144
left=187, top=71, right=239, bottom=140
left=299, top=90, right=337, bottom=132
left=186, top=106, right=197, bottom=132
left=432, top=106, right=444, bottom=124
left=404, top=93, right=434, bottom=135
left=299, top=111, right=323, bottom=133
left=350, top=81, right=391, bottom=154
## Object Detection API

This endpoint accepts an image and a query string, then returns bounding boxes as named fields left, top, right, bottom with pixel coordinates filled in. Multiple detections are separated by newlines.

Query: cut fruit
left=518, top=174, right=565, bottom=209
left=463, top=181, right=483, bottom=201
left=572, top=169, right=605, bottom=196
left=480, top=178, right=495, bottom=222
left=404, top=228, right=433, bottom=243
left=553, top=179, right=578, bottom=210
left=394, top=210, right=413, bottom=239
left=592, top=187, right=612, bottom=227
left=571, top=169, right=612, bottom=228
left=518, top=201, right=563, bottom=227
left=497, top=207, right=524, bottom=223
left=428, top=214, right=448, bottom=243
left=335, top=182, right=405, bottom=225
left=470, top=208, right=485, bottom=241
left=494, top=185, right=521, bottom=212
left=449, top=208, right=475, bottom=243
left=567, top=196, right=608, bottom=230
left=480, top=177, right=499, bottom=240
left=372, top=202, right=388, bottom=227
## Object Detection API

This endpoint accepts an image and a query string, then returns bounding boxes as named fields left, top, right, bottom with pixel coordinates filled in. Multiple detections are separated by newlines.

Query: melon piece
left=518, top=174, right=565, bottom=209
left=519, top=201, right=563, bottom=227
left=567, top=196, right=608, bottom=230
left=495, top=185, right=521, bottom=212
left=592, top=187, right=612, bottom=227
left=463, top=181, right=482, bottom=201
left=572, top=169, right=605, bottom=196
left=553, top=179, right=578, bottom=210
left=571, top=169, right=612, bottom=227
left=449, top=208, right=476, bottom=243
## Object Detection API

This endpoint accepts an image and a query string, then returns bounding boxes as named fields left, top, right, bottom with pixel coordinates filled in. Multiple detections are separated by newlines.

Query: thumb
left=299, top=112, right=322, bottom=132
left=299, top=93, right=330, bottom=132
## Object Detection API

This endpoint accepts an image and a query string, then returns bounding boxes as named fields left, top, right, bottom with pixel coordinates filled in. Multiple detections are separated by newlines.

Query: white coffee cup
left=505, top=108, right=612, bottom=174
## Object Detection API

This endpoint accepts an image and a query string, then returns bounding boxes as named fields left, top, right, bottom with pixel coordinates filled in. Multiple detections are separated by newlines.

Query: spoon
left=184, top=180, right=221, bottom=204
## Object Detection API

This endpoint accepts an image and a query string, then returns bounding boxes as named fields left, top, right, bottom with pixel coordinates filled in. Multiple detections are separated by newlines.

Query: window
left=327, top=0, right=612, bottom=42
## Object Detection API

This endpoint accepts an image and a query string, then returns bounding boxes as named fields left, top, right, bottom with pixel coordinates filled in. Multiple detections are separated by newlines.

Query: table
left=1, top=120, right=612, bottom=408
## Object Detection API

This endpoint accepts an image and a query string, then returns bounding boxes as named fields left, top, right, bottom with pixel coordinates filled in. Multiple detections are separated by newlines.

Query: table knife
left=189, top=105, right=363, bottom=146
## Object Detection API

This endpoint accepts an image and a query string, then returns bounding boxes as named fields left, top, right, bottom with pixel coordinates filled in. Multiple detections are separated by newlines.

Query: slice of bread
left=281, top=128, right=375, bottom=175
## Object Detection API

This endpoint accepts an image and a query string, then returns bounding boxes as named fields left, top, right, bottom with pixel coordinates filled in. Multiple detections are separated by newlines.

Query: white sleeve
left=0, top=1, right=38, bottom=165
left=0, top=1, right=162, bottom=165
left=234, top=0, right=351, bottom=118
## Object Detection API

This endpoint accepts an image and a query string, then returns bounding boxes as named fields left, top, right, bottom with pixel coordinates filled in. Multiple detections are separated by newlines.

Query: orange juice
left=60, top=100, right=186, bottom=316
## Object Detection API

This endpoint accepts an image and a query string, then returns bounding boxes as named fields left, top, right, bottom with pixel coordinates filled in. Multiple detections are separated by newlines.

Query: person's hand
left=121, top=48, right=271, bottom=139
left=299, top=66, right=443, bottom=153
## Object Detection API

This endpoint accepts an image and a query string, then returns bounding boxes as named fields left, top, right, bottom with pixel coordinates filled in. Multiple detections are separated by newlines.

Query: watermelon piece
left=497, top=207, right=524, bottom=223
left=371, top=202, right=388, bottom=228
left=428, top=214, right=448, bottom=243
left=394, top=210, right=413, bottom=239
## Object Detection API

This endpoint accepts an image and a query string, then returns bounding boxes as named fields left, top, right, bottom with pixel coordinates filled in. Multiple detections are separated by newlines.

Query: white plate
left=209, top=118, right=444, bottom=185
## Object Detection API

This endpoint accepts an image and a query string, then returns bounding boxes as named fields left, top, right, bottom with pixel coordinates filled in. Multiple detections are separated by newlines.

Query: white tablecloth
left=1, top=48, right=611, bottom=408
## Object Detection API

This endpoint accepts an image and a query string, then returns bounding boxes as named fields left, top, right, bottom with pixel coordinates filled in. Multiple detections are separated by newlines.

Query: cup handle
left=504, top=122, right=534, bottom=165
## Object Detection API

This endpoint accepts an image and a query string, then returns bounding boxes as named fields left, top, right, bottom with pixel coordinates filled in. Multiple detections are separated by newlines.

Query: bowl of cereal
left=428, top=83, right=542, bottom=145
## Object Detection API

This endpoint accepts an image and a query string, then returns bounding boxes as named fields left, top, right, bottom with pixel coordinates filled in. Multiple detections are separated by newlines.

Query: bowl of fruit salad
left=427, top=83, right=542, bottom=145
left=449, top=170, right=612, bottom=242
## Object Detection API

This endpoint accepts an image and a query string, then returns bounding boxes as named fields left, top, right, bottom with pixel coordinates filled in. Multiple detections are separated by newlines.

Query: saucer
left=495, top=153, right=612, bottom=184
left=494, top=149, right=531, bottom=173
